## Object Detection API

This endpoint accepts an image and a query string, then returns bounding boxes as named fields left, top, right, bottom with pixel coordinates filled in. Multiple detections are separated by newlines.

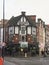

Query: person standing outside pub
left=1, top=42, right=6, bottom=59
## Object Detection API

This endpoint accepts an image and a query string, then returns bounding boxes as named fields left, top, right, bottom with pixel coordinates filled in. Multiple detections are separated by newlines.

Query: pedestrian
left=41, top=51, right=44, bottom=56
left=43, top=51, right=47, bottom=57
left=2, top=46, right=5, bottom=58
left=1, top=42, right=6, bottom=59
left=0, top=47, right=2, bottom=57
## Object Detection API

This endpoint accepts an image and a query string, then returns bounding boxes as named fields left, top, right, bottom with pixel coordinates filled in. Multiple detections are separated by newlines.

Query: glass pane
left=9, top=27, right=14, bottom=34
left=27, top=27, right=31, bottom=34
left=32, top=27, right=36, bottom=35
left=21, top=30, right=25, bottom=34
left=15, top=27, right=19, bottom=34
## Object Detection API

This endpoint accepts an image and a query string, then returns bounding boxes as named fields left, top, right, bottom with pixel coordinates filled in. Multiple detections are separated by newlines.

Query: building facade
left=45, top=25, right=49, bottom=53
left=6, top=12, right=38, bottom=54
left=37, top=19, right=45, bottom=55
left=0, top=12, right=48, bottom=56
left=0, top=19, right=8, bottom=43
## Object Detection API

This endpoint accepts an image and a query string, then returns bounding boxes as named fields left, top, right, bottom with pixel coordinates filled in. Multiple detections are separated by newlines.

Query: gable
left=17, top=16, right=29, bottom=26
left=7, top=12, right=36, bottom=27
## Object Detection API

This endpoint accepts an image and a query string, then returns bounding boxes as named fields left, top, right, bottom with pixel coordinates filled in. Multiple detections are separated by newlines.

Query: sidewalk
left=4, top=56, right=49, bottom=65
left=4, top=60, right=16, bottom=65
left=4, top=55, right=44, bottom=62
left=4, top=55, right=41, bottom=60
left=4, top=55, right=49, bottom=62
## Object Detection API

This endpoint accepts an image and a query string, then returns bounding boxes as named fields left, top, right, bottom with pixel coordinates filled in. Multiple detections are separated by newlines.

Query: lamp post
left=3, top=0, right=5, bottom=42
left=1, top=0, right=5, bottom=58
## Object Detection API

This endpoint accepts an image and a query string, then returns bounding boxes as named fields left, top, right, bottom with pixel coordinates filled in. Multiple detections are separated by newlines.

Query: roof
left=26, top=15, right=36, bottom=26
left=7, top=12, right=36, bottom=27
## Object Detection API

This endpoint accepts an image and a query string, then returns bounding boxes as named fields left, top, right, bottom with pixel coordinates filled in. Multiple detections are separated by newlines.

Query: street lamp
left=3, top=0, right=5, bottom=42
left=1, top=0, right=5, bottom=58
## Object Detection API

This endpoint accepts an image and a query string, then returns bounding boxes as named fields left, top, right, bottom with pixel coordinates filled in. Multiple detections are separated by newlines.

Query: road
left=4, top=56, right=49, bottom=65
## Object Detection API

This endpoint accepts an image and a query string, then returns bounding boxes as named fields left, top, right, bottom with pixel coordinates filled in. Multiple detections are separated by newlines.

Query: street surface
left=4, top=60, right=15, bottom=65
left=4, top=56, right=49, bottom=65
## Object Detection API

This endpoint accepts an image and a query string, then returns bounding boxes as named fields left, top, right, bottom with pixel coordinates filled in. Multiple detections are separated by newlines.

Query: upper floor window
left=32, top=27, right=36, bottom=35
left=9, top=27, right=14, bottom=34
left=21, top=26, right=26, bottom=34
left=27, top=27, right=31, bottom=34
left=15, top=26, right=19, bottom=34
left=21, top=26, right=26, bottom=30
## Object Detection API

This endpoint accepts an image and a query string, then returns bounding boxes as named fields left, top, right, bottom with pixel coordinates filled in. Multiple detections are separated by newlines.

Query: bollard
left=0, top=57, right=4, bottom=65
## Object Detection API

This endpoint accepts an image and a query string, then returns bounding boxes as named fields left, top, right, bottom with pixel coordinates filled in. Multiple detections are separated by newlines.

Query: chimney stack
left=21, top=11, right=26, bottom=15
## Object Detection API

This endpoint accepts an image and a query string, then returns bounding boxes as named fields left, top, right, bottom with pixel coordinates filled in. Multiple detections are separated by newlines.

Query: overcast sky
left=0, top=0, right=49, bottom=24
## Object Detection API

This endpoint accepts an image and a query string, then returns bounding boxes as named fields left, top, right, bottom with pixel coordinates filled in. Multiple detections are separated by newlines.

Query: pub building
left=6, top=12, right=38, bottom=56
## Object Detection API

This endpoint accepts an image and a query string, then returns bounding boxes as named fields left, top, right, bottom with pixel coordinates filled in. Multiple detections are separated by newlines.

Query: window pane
left=32, top=27, right=36, bottom=35
left=27, top=27, right=31, bottom=34
left=9, top=27, right=14, bottom=34
left=21, top=30, right=25, bottom=34
left=21, top=26, right=26, bottom=34
left=15, top=27, right=19, bottom=34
